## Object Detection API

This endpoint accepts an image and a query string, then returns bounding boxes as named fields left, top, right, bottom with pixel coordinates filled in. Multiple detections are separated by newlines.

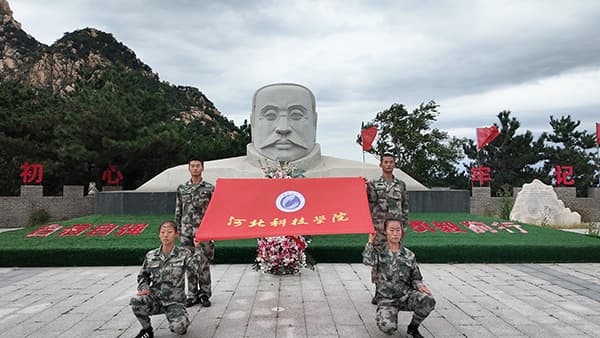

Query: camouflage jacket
left=362, top=242, right=424, bottom=298
left=367, top=175, right=409, bottom=248
left=137, top=245, right=203, bottom=305
left=175, top=180, right=214, bottom=232
left=367, top=175, right=409, bottom=224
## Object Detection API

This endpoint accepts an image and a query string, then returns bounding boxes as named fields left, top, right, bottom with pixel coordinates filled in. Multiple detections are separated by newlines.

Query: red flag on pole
left=195, top=177, right=373, bottom=241
left=476, top=125, right=500, bottom=150
left=596, top=123, right=600, bottom=145
left=361, top=126, right=378, bottom=151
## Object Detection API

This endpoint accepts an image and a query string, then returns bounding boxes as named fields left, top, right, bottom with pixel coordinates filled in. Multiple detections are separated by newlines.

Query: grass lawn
left=1, top=213, right=599, bottom=267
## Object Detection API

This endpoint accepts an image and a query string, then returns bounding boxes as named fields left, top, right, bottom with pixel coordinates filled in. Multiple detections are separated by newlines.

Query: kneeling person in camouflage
left=130, top=220, right=203, bottom=338
left=362, top=219, right=436, bottom=338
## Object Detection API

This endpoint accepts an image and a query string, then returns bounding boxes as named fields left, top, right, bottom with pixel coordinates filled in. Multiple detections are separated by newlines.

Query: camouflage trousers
left=181, top=232, right=214, bottom=299
left=375, top=291, right=436, bottom=335
left=370, top=237, right=386, bottom=290
left=130, top=294, right=189, bottom=335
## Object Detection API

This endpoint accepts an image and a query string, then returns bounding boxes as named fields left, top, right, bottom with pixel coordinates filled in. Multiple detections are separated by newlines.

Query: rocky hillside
left=0, top=0, right=220, bottom=118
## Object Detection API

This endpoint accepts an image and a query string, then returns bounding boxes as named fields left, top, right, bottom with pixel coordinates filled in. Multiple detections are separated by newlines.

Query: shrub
left=569, top=206, right=592, bottom=223
left=497, top=184, right=513, bottom=220
left=28, top=208, right=51, bottom=227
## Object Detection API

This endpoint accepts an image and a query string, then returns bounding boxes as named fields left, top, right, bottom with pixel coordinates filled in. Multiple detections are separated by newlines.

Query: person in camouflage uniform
left=130, top=220, right=203, bottom=338
left=175, top=158, right=215, bottom=308
left=366, top=153, right=409, bottom=304
left=363, top=219, right=435, bottom=338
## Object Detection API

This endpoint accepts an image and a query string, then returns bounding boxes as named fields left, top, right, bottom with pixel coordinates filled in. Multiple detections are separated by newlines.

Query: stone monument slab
left=510, top=179, right=581, bottom=226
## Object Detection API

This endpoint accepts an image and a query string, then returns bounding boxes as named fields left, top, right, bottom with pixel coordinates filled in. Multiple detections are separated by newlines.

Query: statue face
left=252, top=84, right=317, bottom=161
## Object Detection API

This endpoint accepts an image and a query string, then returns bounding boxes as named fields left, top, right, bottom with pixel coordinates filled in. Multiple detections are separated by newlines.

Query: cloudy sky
left=10, top=0, right=600, bottom=163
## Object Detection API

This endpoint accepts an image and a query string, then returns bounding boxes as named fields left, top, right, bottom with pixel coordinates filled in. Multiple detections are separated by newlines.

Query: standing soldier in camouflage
left=367, top=152, right=409, bottom=304
left=130, top=220, right=203, bottom=338
left=175, top=158, right=215, bottom=308
left=363, top=219, right=435, bottom=338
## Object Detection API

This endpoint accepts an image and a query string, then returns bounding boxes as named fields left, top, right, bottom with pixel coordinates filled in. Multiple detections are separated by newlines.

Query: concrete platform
left=0, top=263, right=598, bottom=337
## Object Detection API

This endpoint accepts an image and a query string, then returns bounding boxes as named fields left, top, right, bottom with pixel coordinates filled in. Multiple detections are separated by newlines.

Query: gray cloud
left=9, top=0, right=600, bottom=161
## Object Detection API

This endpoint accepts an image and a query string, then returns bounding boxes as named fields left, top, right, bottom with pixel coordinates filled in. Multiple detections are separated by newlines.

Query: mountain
left=0, top=0, right=222, bottom=118
left=0, top=0, right=249, bottom=195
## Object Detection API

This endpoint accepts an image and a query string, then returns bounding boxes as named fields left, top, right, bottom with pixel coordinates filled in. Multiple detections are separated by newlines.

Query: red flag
left=361, top=126, right=378, bottom=151
left=596, top=123, right=600, bottom=145
left=195, top=177, right=373, bottom=241
left=476, top=125, right=500, bottom=150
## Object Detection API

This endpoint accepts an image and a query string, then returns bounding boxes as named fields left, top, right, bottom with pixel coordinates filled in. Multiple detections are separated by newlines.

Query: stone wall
left=471, top=186, right=600, bottom=222
left=0, top=185, right=95, bottom=228
left=95, top=189, right=471, bottom=215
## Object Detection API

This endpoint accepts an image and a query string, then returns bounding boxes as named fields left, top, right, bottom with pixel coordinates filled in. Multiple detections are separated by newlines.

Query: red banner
left=361, top=126, right=378, bottom=151
left=195, top=177, right=373, bottom=241
left=476, top=125, right=500, bottom=149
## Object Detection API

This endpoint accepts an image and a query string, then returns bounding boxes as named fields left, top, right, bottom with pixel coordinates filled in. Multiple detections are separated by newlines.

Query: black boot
left=134, top=327, right=153, bottom=338
left=407, top=323, right=424, bottom=338
left=185, top=296, right=199, bottom=307
left=199, top=294, right=211, bottom=307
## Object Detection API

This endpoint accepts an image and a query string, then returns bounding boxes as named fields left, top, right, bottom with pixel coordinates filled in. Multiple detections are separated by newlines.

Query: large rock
left=510, top=179, right=580, bottom=226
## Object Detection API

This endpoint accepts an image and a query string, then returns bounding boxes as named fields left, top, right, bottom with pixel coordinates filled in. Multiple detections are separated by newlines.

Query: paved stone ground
left=0, top=263, right=599, bottom=337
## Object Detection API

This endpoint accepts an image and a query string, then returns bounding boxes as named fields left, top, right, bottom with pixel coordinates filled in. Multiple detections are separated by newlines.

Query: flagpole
left=361, top=121, right=365, bottom=163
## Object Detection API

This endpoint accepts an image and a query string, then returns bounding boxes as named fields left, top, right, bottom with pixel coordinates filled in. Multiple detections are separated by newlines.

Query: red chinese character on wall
left=19, top=162, right=44, bottom=184
left=101, top=165, right=124, bottom=185
left=554, top=165, right=575, bottom=186
left=470, top=166, right=491, bottom=187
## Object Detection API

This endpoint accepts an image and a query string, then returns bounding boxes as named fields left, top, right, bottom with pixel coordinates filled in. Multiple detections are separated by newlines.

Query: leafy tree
left=463, top=110, right=545, bottom=194
left=357, top=101, right=468, bottom=188
left=539, top=115, right=596, bottom=196
left=0, top=65, right=249, bottom=195
left=0, top=81, right=62, bottom=195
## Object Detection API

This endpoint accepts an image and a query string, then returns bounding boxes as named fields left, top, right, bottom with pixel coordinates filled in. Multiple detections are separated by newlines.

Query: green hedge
left=1, top=213, right=599, bottom=266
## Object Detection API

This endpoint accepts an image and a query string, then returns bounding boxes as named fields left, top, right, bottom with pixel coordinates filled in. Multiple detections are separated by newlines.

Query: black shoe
left=199, top=294, right=211, bottom=307
left=134, top=327, right=153, bottom=338
left=185, top=296, right=199, bottom=307
left=407, top=323, right=424, bottom=338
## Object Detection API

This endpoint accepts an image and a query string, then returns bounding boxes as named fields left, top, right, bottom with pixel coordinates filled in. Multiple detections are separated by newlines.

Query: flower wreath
left=253, top=160, right=315, bottom=275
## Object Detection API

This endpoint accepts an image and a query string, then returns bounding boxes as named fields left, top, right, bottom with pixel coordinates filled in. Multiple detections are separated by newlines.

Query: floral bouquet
left=254, top=235, right=311, bottom=274
left=253, top=160, right=314, bottom=275
left=260, top=160, right=305, bottom=179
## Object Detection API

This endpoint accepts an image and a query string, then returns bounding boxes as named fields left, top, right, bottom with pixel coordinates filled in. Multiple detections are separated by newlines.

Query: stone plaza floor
left=0, top=263, right=599, bottom=337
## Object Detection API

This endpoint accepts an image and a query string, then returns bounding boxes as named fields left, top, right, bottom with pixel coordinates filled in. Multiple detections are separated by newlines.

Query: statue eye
left=262, top=109, right=278, bottom=121
left=289, top=108, right=306, bottom=121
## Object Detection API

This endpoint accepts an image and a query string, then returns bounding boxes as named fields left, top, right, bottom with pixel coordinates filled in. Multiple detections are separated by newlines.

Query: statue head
left=251, top=83, right=317, bottom=162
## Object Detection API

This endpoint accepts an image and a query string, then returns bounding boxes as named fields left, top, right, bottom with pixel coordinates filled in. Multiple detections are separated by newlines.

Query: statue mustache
left=258, top=132, right=310, bottom=150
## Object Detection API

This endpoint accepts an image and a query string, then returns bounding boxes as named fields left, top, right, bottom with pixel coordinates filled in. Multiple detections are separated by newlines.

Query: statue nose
left=275, top=116, right=291, bottom=135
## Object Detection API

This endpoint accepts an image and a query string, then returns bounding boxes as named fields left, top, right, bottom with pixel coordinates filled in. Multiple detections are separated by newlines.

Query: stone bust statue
left=137, top=83, right=427, bottom=191
left=251, top=83, right=316, bottom=162
left=246, top=83, right=322, bottom=170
